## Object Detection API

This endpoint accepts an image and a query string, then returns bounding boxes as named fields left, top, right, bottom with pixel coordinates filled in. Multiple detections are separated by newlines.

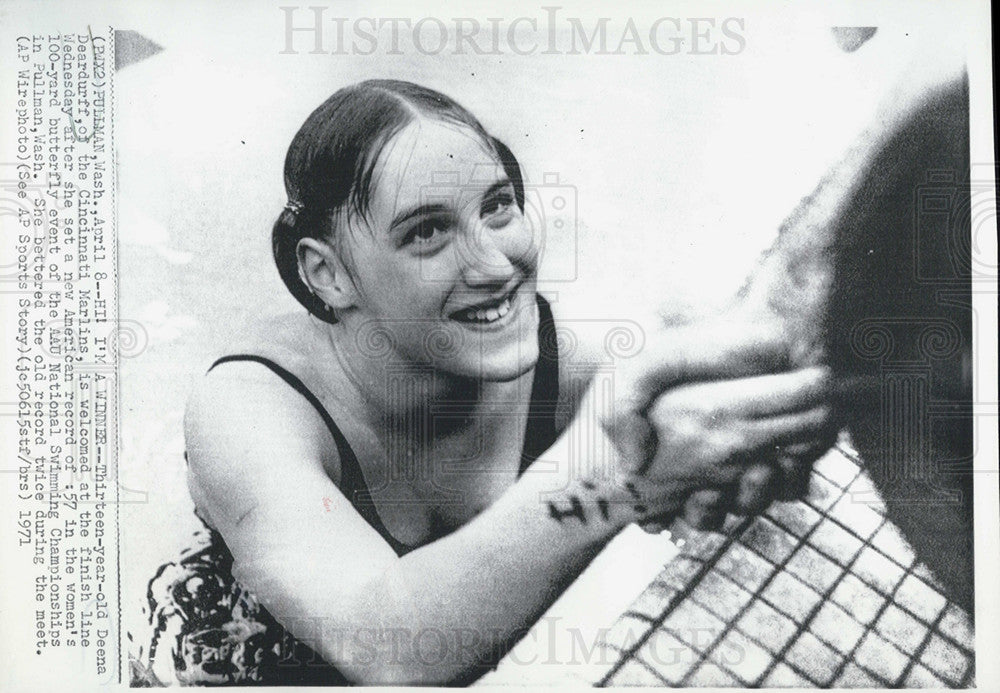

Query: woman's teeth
left=459, top=296, right=512, bottom=324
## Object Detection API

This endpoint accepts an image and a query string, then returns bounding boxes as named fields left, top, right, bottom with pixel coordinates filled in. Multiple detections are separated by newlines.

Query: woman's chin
left=436, top=341, right=540, bottom=383
left=480, top=350, right=540, bottom=383
left=437, top=290, right=540, bottom=381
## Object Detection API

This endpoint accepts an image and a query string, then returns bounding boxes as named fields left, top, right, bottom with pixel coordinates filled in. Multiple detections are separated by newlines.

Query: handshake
left=588, top=306, right=841, bottom=534
left=575, top=42, right=963, bottom=534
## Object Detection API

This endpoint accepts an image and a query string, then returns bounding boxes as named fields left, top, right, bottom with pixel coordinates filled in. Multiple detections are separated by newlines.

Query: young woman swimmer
left=159, top=80, right=835, bottom=685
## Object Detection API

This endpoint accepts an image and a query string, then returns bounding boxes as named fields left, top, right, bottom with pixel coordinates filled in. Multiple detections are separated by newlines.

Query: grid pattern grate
left=597, top=442, right=975, bottom=688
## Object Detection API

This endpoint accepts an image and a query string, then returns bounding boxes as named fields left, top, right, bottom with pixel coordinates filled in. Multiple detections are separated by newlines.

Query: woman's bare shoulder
left=184, top=312, right=342, bottom=488
left=209, top=312, right=318, bottom=364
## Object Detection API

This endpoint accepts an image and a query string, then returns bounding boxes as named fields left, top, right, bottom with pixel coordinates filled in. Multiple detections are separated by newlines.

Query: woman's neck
left=316, top=318, right=495, bottom=438
left=304, top=313, right=537, bottom=511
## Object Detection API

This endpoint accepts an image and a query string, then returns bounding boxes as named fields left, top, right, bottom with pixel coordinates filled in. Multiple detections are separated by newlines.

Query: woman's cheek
left=400, top=251, right=459, bottom=299
left=507, top=217, right=540, bottom=274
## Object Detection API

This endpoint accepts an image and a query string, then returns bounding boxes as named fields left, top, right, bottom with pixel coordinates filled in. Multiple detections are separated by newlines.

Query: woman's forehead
left=369, top=119, right=504, bottom=218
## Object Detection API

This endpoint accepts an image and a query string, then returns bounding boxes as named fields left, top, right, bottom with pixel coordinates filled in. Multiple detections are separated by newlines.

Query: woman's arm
left=186, top=340, right=834, bottom=685
left=185, top=362, right=642, bottom=685
left=548, top=297, right=833, bottom=528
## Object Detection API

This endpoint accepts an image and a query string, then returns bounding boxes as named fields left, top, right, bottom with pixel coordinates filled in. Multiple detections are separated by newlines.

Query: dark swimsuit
left=136, top=296, right=559, bottom=686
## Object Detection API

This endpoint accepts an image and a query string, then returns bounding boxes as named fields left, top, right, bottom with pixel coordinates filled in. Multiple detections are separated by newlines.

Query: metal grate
left=597, top=442, right=975, bottom=688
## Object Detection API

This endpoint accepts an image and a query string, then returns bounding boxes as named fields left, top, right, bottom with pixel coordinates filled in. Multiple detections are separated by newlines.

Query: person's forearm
left=318, top=415, right=658, bottom=685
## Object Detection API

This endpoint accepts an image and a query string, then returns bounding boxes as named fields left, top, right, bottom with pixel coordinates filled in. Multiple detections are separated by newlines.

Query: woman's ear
left=296, top=237, right=358, bottom=312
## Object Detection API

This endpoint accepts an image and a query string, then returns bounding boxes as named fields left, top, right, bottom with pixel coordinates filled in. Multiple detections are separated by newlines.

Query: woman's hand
left=641, top=365, right=834, bottom=488
left=667, top=433, right=836, bottom=532
left=593, top=314, right=838, bottom=525
left=624, top=366, right=836, bottom=526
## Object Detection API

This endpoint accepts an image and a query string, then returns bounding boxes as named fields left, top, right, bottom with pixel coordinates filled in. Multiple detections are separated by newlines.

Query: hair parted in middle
left=272, top=79, right=525, bottom=323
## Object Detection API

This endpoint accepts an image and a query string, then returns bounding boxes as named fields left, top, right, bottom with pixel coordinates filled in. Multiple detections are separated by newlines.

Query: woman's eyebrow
left=480, top=177, right=514, bottom=201
left=389, top=202, right=450, bottom=231
left=388, top=178, right=513, bottom=231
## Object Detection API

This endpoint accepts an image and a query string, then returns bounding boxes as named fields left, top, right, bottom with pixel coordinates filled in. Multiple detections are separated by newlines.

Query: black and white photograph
left=1, top=1, right=997, bottom=689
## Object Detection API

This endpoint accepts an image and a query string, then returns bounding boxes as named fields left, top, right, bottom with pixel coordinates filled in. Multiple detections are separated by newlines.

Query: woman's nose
left=458, top=225, right=519, bottom=288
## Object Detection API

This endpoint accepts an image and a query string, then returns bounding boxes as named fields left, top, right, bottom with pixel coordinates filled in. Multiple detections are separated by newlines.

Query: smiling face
left=333, top=117, right=540, bottom=381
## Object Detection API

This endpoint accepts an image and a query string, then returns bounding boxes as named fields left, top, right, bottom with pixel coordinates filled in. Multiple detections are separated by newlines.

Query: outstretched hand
left=597, top=310, right=839, bottom=532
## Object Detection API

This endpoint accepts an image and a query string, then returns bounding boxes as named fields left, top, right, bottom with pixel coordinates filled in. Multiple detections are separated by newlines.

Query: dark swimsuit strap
left=205, top=354, right=414, bottom=556
left=522, top=294, right=559, bottom=468
left=205, top=294, right=559, bottom=557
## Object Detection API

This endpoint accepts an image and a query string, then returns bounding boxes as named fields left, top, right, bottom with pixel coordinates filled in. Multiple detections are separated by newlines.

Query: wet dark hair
left=272, top=79, right=525, bottom=323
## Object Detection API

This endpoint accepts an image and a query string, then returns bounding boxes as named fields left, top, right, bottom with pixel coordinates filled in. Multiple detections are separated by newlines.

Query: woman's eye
left=481, top=191, right=516, bottom=218
left=405, top=219, right=449, bottom=246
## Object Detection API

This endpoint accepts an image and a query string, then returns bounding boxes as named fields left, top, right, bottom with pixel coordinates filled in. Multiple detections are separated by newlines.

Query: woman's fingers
left=665, top=366, right=832, bottom=419
left=775, top=454, right=812, bottom=500
left=737, top=366, right=832, bottom=417
left=639, top=515, right=673, bottom=534
left=605, top=320, right=798, bottom=478
left=774, top=434, right=838, bottom=500
left=628, top=320, right=792, bottom=405
left=616, top=351, right=839, bottom=511
left=605, top=409, right=658, bottom=476
left=742, top=404, right=837, bottom=450
left=683, top=488, right=730, bottom=531
left=734, top=462, right=778, bottom=515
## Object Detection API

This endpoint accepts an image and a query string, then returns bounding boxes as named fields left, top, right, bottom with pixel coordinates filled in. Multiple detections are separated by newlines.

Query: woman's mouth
left=449, top=286, right=519, bottom=326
